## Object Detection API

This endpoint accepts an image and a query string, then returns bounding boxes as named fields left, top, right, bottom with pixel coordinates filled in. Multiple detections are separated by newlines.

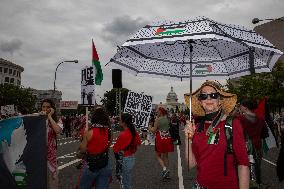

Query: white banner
left=1, top=104, right=15, bottom=115
left=60, top=101, right=78, bottom=110
left=81, top=66, right=95, bottom=105
left=124, top=91, right=153, bottom=128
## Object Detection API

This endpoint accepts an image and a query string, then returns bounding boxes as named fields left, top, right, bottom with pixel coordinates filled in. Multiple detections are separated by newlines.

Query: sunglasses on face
left=198, top=92, right=220, bottom=101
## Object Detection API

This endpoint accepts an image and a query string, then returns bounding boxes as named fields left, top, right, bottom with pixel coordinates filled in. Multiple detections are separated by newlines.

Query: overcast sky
left=0, top=0, right=283, bottom=104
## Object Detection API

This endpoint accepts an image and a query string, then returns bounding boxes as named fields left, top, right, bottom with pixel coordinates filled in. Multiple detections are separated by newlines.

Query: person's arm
left=185, top=138, right=197, bottom=168
left=47, top=108, right=62, bottom=134
left=184, top=120, right=197, bottom=168
left=79, top=130, right=92, bottom=153
left=238, top=165, right=250, bottom=189
left=149, top=117, right=159, bottom=133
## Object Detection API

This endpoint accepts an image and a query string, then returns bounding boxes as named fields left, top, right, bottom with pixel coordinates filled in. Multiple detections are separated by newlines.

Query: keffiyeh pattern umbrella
left=109, top=16, right=282, bottom=80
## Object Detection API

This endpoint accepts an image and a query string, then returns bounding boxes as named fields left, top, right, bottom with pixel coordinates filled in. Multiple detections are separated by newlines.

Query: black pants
left=65, top=126, right=71, bottom=137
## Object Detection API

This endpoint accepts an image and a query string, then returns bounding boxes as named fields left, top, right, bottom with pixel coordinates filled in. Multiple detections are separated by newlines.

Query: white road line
left=58, top=155, right=76, bottom=159
left=262, top=158, right=276, bottom=166
left=58, top=152, right=77, bottom=159
left=58, top=159, right=81, bottom=170
left=57, top=137, right=73, bottom=141
left=177, top=145, right=184, bottom=189
left=58, top=140, right=79, bottom=146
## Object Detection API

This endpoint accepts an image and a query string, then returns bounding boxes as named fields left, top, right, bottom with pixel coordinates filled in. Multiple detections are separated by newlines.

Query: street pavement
left=57, top=130, right=284, bottom=189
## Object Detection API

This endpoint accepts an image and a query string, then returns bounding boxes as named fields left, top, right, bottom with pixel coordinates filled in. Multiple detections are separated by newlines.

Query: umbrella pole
left=188, top=40, right=194, bottom=171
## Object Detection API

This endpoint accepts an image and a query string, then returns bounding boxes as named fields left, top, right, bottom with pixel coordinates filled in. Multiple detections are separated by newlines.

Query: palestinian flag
left=0, top=115, right=47, bottom=189
left=92, top=40, right=103, bottom=85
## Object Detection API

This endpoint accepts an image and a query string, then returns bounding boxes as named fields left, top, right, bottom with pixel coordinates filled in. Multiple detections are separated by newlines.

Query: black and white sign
left=81, top=66, right=95, bottom=105
left=124, top=91, right=152, bottom=128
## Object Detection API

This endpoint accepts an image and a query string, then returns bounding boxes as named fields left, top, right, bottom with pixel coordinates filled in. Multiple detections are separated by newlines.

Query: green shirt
left=158, top=116, right=170, bottom=131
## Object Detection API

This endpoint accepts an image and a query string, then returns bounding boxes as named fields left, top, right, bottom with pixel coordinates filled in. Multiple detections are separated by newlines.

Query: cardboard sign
left=81, top=66, right=95, bottom=105
left=124, top=91, right=153, bottom=128
left=1, top=105, right=15, bottom=116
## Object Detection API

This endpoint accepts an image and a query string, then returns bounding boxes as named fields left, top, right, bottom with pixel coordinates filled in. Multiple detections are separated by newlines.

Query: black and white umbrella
left=108, top=16, right=283, bottom=118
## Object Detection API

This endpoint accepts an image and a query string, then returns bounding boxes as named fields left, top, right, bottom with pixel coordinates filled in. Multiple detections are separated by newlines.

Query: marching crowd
left=2, top=80, right=284, bottom=189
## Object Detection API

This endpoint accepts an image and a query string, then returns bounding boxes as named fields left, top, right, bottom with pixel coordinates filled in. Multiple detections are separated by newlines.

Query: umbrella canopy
left=108, top=16, right=283, bottom=81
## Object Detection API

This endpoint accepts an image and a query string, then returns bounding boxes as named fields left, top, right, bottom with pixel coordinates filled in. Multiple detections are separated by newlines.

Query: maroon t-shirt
left=192, top=118, right=249, bottom=189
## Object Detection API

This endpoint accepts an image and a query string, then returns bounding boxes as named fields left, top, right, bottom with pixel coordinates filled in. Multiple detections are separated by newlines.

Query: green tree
left=0, top=84, right=37, bottom=114
left=225, top=60, right=284, bottom=113
left=101, top=88, right=129, bottom=116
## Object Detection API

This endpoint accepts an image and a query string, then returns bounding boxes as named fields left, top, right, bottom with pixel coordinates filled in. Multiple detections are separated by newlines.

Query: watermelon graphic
left=155, top=27, right=185, bottom=36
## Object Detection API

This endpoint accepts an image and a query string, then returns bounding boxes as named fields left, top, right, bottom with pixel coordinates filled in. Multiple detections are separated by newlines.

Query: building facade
left=0, top=58, right=24, bottom=86
left=30, top=89, right=62, bottom=111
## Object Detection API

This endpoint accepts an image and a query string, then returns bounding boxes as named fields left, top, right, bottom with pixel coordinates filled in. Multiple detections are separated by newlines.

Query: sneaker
left=162, top=170, right=170, bottom=179
left=173, top=140, right=179, bottom=145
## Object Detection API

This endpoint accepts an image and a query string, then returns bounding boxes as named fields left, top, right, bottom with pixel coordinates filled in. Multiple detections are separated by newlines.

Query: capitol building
left=156, top=86, right=187, bottom=113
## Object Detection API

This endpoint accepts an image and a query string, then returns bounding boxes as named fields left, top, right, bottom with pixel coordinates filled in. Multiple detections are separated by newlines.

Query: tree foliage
left=101, top=88, right=129, bottom=116
left=225, top=60, right=284, bottom=113
left=0, top=84, right=37, bottom=114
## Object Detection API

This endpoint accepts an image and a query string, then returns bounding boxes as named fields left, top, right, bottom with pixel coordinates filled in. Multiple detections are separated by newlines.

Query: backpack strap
left=224, top=116, right=234, bottom=176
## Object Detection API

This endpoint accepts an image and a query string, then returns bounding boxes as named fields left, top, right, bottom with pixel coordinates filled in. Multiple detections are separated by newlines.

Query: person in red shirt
left=113, top=113, right=141, bottom=189
left=184, top=81, right=249, bottom=189
left=78, top=107, right=112, bottom=189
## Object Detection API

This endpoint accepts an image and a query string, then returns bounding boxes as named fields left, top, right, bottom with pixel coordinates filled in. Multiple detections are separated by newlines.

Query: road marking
left=58, top=159, right=81, bottom=170
left=58, top=140, right=79, bottom=146
left=57, top=137, right=73, bottom=141
left=58, top=155, right=76, bottom=159
left=177, top=145, right=184, bottom=189
left=262, top=158, right=276, bottom=166
left=58, top=152, right=77, bottom=159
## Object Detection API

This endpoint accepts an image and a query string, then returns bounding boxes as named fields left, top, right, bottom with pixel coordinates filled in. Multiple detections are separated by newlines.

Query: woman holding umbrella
left=184, top=81, right=249, bottom=189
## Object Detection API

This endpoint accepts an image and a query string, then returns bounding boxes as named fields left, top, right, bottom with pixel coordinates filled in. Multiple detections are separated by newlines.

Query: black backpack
left=223, top=116, right=237, bottom=176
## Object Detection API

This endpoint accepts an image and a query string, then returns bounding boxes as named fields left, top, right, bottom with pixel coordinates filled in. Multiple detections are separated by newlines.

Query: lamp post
left=252, top=17, right=284, bottom=24
left=53, top=60, right=78, bottom=93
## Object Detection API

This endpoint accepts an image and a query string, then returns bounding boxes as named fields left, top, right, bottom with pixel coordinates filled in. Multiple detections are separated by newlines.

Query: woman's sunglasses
left=198, top=92, right=220, bottom=101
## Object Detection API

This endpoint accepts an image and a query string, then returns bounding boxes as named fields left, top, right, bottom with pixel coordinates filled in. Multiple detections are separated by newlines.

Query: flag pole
left=85, top=106, right=89, bottom=131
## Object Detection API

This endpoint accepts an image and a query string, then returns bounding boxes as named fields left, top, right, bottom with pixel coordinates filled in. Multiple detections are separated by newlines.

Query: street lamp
left=252, top=17, right=284, bottom=24
left=53, top=60, right=78, bottom=92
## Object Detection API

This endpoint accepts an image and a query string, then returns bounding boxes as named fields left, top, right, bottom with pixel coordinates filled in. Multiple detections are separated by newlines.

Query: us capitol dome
left=156, top=86, right=187, bottom=113
left=166, top=86, right=179, bottom=107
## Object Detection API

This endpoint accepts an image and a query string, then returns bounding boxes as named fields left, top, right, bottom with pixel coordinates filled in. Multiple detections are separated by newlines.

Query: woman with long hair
left=149, top=107, right=174, bottom=179
left=113, top=113, right=141, bottom=189
left=40, top=99, right=63, bottom=189
left=78, top=107, right=112, bottom=189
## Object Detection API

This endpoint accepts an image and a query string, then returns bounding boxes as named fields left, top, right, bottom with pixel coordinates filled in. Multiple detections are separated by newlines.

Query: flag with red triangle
left=92, top=40, right=103, bottom=85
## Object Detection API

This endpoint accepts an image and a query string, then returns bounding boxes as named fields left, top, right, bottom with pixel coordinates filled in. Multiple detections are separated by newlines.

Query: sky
left=0, top=0, right=283, bottom=104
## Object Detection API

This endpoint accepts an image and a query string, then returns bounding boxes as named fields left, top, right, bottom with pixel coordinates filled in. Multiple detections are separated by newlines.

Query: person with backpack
left=237, top=99, right=269, bottom=188
left=78, top=107, right=112, bottom=189
left=113, top=113, right=141, bottom=189
left=184, top=81, right=249, bottom=189
left=149, top=107, right=174, bottom=180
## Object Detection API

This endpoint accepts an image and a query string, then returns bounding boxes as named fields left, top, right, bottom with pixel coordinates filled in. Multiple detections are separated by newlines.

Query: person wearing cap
left=184, top=81, right=249, bottom=189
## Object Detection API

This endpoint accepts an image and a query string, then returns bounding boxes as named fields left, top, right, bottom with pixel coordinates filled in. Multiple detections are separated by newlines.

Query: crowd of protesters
left=2, top=95, right=284, bottom=189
